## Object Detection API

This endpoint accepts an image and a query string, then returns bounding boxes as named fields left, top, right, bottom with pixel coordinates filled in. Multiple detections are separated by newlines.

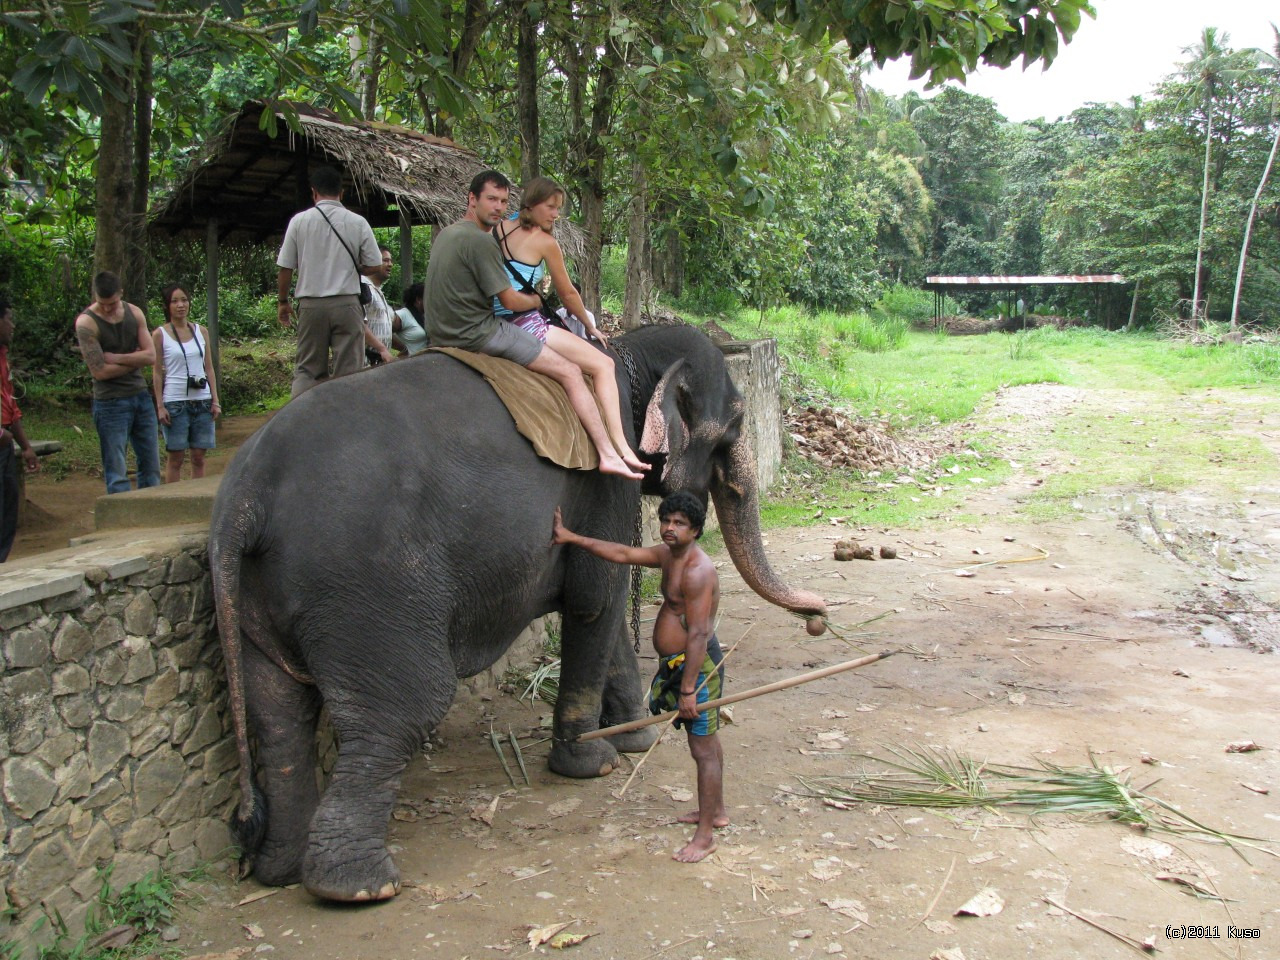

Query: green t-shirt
left=424, top=221, right=512, bottom=351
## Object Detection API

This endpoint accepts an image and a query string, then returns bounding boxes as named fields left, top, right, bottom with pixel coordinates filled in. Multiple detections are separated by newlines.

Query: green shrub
left=218, top=342, right=293, bottom=413
left=671, top=282, right=741, bottom=319
left=873, top=283, right=959, bottom=324
left=208, top=288, right=278, bottom=341
left=825, top=311, right=908, bottom=352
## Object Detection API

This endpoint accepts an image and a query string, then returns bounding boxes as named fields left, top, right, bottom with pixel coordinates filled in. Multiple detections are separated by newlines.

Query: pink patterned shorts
left=505, top=309, right=548, bottom=342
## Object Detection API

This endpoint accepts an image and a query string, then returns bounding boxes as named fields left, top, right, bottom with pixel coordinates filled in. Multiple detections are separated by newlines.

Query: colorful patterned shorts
left=649, top=634, right=724, bottom=736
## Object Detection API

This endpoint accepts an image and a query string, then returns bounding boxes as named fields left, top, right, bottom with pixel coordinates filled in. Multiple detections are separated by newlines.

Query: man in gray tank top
left=74, top=271, right=162, bottom=493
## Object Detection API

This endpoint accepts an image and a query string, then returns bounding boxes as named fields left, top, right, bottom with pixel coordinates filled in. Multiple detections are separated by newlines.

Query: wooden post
left=205, top=217, right=221, bottom=387
left=398, top=204, right=412, bottom=290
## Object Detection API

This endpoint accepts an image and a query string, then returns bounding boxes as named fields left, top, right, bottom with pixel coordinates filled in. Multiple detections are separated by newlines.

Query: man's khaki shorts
left=479, top=319, right=543, bottom=367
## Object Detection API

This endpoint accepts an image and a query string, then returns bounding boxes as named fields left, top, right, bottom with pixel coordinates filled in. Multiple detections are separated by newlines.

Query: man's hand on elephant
left=551, top=507, right=572, bottom=545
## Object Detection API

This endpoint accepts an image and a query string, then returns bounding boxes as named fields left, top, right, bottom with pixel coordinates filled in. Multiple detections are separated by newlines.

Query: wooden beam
left=206, top=218, right=221, bottom=388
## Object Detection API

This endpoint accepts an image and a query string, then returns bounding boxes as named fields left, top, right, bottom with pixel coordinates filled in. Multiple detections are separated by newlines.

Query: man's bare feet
left=598, top=452, right=644, bottom=479
left=673, top=838, right=717, bottom=863
left=676, top=810, right=729, bottom=828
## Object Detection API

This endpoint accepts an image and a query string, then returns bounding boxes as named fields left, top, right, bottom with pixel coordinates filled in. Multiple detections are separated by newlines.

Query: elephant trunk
left=711, top=432, right=828, bottom=633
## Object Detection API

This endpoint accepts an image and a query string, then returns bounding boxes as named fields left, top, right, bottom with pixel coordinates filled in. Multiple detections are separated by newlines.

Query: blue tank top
left=493, top=258, right=545, bottom=319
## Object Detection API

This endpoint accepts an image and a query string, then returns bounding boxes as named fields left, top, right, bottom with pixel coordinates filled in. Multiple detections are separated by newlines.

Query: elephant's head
left=626, top=326, right=827, bottom=630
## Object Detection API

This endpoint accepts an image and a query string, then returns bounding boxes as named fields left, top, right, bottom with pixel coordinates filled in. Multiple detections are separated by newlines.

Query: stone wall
left=0, top=534, right=235, bottom=951
left=719, top=338, right=782, bottom=491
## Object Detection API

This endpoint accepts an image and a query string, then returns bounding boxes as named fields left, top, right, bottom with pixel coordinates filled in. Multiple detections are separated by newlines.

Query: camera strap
left=317, top=204, right=368, bottom=311
left=170, top=323, right=204, bottom=393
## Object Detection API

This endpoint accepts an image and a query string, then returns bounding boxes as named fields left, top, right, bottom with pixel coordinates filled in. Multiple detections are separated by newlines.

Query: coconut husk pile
left=787, top=405, right=958, bottom=474
left=939, top=313, right=1084, bottom=335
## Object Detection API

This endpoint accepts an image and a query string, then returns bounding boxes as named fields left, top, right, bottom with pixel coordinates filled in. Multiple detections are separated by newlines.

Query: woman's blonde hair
left=518, top=177, right=566, bottom=231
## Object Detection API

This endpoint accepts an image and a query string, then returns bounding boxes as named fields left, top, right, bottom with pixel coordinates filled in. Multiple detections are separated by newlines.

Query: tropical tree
left=1231, top=24, right=1280, bottom=329
left=1181, top=27, right=1238, bottom=321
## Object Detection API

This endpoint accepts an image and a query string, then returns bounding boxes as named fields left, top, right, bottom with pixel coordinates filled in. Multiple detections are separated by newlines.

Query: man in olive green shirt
left=424, top=170, right=641, bottom=478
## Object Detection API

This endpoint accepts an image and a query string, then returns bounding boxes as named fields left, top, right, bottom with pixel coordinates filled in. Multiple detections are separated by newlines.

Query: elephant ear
left=640, top=358, right=691, bottom=475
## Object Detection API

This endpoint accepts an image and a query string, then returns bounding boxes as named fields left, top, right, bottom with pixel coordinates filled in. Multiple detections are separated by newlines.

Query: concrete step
left=94, top=474, right=223, bottom=532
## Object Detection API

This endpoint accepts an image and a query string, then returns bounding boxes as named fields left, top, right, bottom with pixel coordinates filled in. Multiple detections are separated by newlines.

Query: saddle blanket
left=431, top=347, right=602, bottom=471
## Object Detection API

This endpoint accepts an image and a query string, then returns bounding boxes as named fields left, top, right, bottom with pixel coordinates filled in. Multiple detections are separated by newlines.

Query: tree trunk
left=622, top=160, right=650, bottom=330
left=1230, top=122, right=1279, bottom=330
left=1126, top=278, right=1141, bottom=332
left=651, top=206, right=684, bottom=298
left=127, top=31, right=152, bottom=304
left=360, top=27, right=382, bottom=119
left=563, top=37, right=620, bottom=316
left=94, top=68, right=135, bottom=286
left=516, top=1, right=539, bottom=184
left=1191, top=108, right=1214, bottom=325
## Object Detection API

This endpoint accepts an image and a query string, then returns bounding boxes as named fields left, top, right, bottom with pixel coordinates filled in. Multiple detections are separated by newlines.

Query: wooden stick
left=580, top=650, right=895, bottom=742
left=612, top=624, right=753, bottom=798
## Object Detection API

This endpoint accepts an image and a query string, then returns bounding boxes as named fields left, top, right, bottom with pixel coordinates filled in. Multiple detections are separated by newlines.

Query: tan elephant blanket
left=430, top=347, right=601, bottom=471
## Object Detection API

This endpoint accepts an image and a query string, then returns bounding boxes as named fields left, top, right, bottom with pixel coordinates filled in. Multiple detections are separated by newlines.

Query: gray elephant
left=209, top=324, right=826, bottom=902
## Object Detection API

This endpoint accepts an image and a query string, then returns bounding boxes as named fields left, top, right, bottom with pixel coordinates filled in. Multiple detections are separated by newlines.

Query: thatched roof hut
left=148, top=100, right=583, bottom=375
left=150, top=100, right=582, bottom=256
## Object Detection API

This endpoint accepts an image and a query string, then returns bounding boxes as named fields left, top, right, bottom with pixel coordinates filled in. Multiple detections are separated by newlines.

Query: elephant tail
left=208, top=495, right=266, bottom=868
left=232, top=781, right=268, bottom=875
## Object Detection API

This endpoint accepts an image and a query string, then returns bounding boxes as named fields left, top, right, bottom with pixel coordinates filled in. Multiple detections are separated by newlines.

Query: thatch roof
left=149, top=100, right=583, bottom=256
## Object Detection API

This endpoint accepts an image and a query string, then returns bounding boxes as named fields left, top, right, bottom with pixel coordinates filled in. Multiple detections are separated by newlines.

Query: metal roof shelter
left=148, top=99, right=583, bottom=377
left=922, top=275, right=1127, bottom=327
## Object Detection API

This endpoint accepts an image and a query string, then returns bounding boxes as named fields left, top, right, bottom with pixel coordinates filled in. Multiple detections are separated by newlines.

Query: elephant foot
left=302, top=844, right=401, bottom=903
left=548, top=737, right=620, bottom=779
left=607, top=725, right=659, bottom=754
left=248, top=831, right=309, bottom=887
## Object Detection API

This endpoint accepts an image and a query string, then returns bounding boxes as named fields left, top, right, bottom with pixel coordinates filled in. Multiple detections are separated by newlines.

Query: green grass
left=3, top=866, right=198, bottom=960
left=670, top=298, right=1280, bottom=529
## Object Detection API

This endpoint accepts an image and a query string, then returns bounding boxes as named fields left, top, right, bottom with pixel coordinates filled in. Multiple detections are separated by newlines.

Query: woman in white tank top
left=150, top=284, right=220, bottom=482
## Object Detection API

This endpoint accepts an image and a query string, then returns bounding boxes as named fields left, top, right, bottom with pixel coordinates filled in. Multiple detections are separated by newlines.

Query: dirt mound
left=787, top=404, right=958, bottom=474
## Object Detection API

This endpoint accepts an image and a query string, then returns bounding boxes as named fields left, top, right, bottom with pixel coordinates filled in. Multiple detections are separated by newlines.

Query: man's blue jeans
left=92, top=392, right=162, bottom=494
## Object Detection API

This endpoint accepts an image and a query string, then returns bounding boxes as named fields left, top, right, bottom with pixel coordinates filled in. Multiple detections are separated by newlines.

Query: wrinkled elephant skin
left=209, top=325, right=826, bottom=902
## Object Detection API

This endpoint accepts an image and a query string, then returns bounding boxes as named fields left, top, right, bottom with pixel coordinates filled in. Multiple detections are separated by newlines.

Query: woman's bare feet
left=598, top=451, right=645, bottom=479
left=673, top=837, right=717, bottom=863
left=677, top=810, right=730, bottom=828
left=621, top=449, right=650, bottom=473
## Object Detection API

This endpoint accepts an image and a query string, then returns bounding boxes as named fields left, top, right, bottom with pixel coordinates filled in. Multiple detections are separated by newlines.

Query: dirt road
left=17, top=387, right=1280, bottom=959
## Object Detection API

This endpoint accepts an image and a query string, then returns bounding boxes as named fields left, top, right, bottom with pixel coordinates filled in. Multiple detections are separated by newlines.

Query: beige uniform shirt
left=277, top=200, right=381, bottom=298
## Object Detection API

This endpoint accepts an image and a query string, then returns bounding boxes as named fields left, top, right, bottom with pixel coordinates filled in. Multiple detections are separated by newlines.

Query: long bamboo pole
left=579, top=650, right=895, bottom=742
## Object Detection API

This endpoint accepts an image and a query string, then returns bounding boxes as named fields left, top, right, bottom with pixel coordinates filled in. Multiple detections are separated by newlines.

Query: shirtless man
left=552, top=491, right=725, bottom=862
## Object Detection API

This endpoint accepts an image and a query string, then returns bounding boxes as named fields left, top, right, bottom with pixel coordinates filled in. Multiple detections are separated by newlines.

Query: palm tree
left=1182, top=28, right=1232, bottom=323
left=1230, top=25, right=1280, bottom=331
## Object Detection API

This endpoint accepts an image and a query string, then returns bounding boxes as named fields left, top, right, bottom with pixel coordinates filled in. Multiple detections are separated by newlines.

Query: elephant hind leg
left=303, top=665, right=456, bottom=902
left=243, top=641, right=322, bottom=886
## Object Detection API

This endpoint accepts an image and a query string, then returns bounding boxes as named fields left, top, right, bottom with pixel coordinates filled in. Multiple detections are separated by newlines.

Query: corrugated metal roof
left=923, top=275, right=1125, bottom=286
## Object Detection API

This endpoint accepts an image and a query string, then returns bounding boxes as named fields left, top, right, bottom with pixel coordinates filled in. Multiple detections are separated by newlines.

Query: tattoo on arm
left=77, top=325, right=106, bottom=374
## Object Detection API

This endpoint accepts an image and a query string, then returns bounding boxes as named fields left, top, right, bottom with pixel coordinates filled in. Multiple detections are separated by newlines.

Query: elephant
left=208, top=323, right=827, bottom=902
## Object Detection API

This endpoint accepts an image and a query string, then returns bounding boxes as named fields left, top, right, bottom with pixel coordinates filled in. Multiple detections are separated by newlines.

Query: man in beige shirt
left=277, top=165, right=382, bottom=397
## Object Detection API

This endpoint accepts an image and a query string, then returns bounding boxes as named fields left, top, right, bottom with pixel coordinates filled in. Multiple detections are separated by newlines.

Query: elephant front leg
left=303, top=739, right=407, bottom=902
left=600, top=627, right=658, bottom=754
left=548, top=614, right=623, bottom=778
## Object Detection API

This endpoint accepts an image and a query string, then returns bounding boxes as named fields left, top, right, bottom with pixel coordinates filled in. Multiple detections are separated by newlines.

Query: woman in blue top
left=492, top=177, right=647, bottom=475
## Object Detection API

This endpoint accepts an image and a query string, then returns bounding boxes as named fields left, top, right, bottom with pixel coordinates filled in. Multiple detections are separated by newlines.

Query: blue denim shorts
left=162, top=399, right=216, bottom=451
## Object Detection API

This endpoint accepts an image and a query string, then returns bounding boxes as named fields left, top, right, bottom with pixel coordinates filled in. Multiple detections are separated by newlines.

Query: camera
left=187, top=375, right=208, bottom=391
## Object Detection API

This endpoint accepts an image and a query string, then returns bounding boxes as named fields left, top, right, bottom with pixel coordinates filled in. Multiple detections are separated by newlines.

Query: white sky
left=865, top=0, right=1278, bottom=122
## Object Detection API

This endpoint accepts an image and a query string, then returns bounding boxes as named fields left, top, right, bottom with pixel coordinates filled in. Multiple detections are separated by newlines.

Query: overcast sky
left=865, top=0, right=1278, bottom=122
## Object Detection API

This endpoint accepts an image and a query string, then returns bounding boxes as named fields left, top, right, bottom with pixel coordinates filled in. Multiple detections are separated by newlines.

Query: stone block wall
left=720, top=338, right=782, bottom=491
left=0, top=535, right=235, bottom=951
